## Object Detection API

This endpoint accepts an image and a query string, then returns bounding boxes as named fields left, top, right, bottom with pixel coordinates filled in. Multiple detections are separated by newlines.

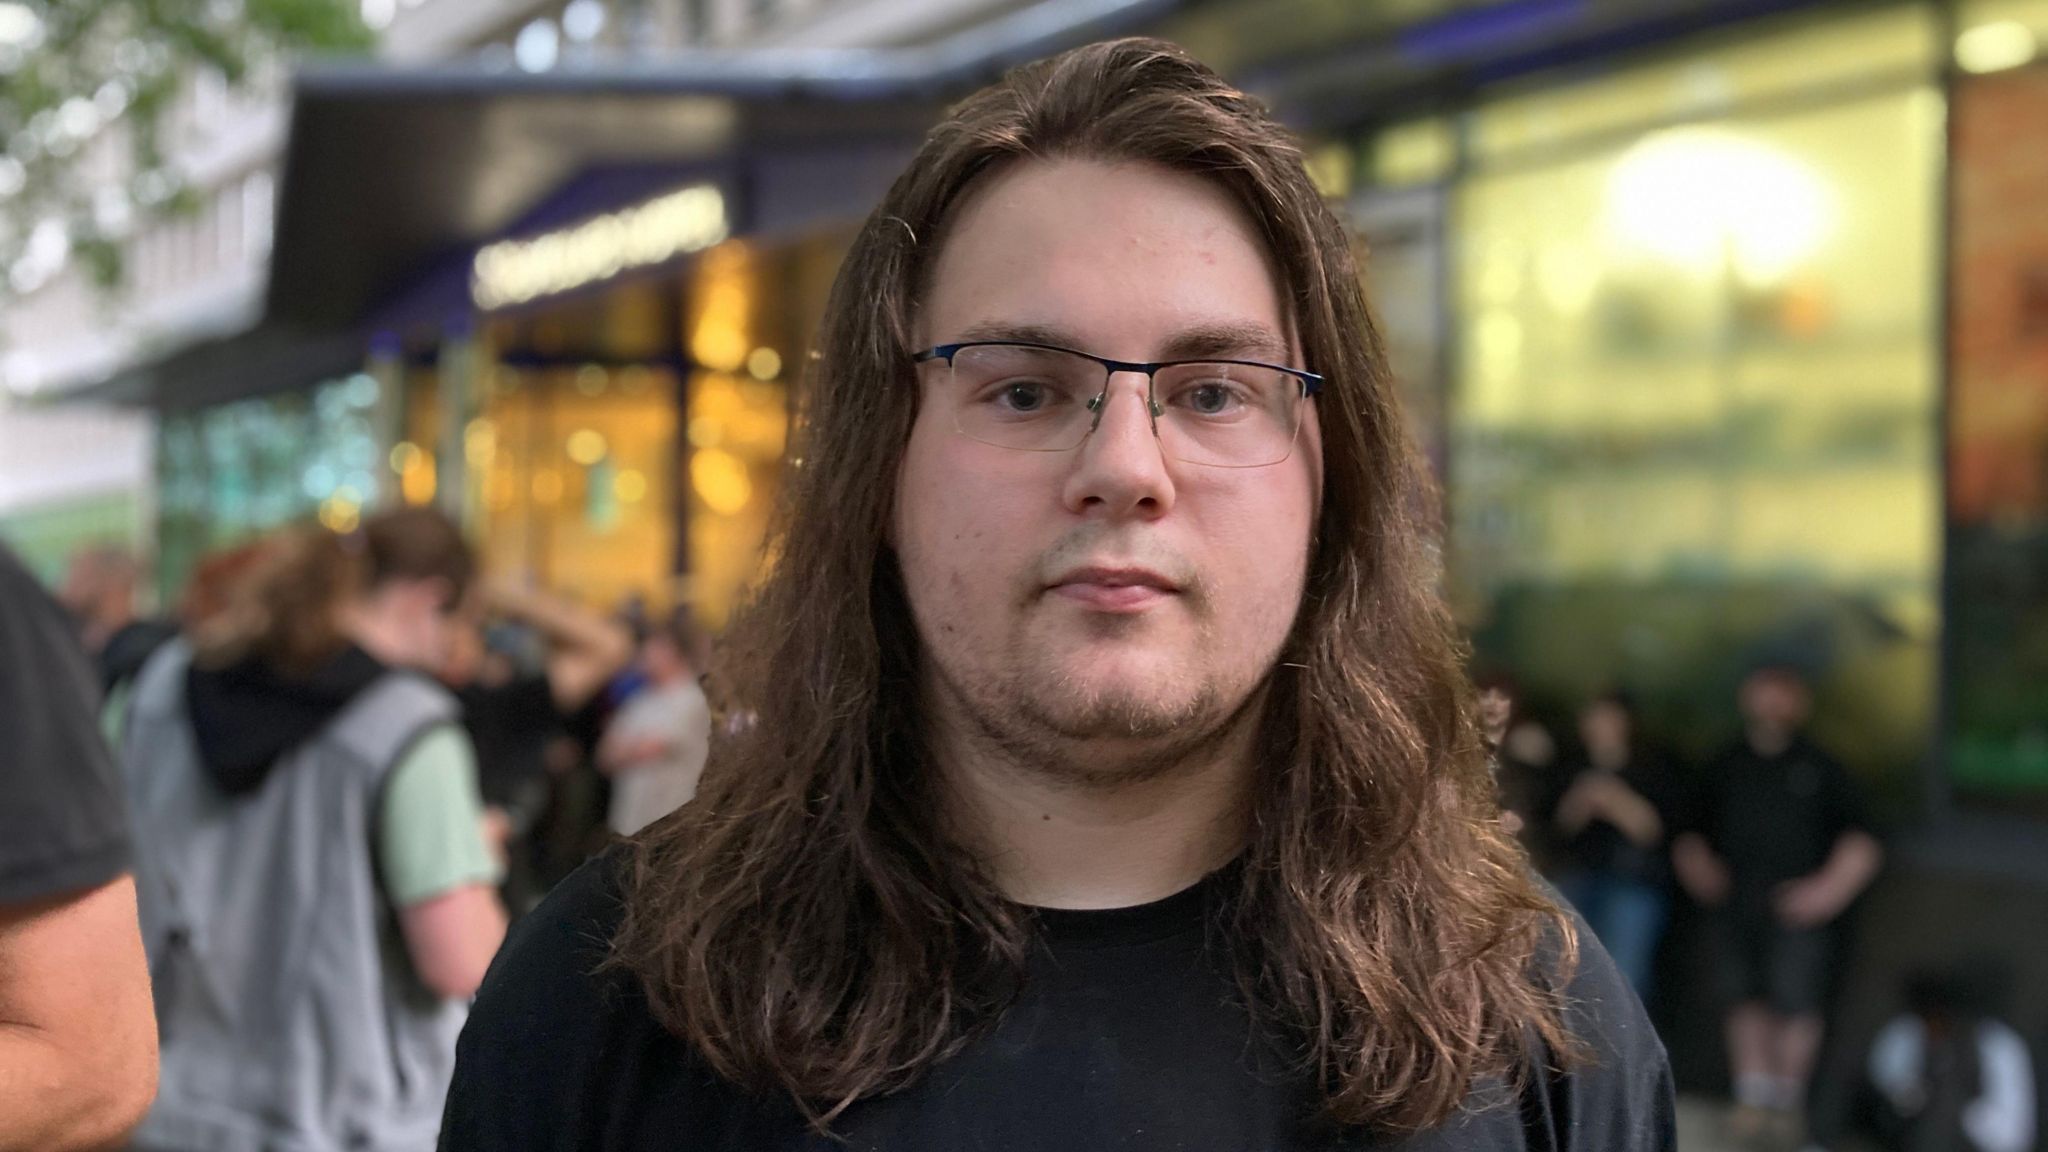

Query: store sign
left=471, top=183, right=728, bottom=310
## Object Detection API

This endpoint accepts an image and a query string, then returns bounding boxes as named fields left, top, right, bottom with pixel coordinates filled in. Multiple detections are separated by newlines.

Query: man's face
left=1740, top=669, right=1810, bottom=735
left=895, top=159, right=1322, bottom=776
left=1579, top=701, right=1630, bottom=760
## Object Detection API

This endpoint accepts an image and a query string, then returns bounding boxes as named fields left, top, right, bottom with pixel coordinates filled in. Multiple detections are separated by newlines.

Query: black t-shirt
left=1688, top=733, right=1871, bottom=898
left=443, top=855, right=1675, bottom=1152
left=460, top=672, right=565, bottom=810
left=0, top=543, right=130, bottom=905
left=1555, top=757, right=1675, bottom=886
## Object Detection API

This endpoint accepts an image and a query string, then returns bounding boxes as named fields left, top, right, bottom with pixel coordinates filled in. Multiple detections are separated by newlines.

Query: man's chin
left=1019, top=678, right=1212, bottom=742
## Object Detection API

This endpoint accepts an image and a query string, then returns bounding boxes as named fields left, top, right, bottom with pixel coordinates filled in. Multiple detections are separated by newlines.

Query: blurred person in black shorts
left=1672, top=664, right=1882, bottom=1145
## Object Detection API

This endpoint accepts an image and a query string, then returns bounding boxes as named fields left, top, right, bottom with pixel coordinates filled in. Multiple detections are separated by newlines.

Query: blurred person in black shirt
left=441, top=579, right=632, bottom=900
left=1551, top=691, right=1674, bottom=1007
left=0, top=541, right=158, bottom=1149
left=1672, top=664, right=1882, bottom=1144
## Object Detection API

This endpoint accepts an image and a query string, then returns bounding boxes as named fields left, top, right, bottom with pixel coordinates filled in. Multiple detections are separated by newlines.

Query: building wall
left=1946, top=64, right=2048, bottom=811
left=0, top=490, right=142, bottom=586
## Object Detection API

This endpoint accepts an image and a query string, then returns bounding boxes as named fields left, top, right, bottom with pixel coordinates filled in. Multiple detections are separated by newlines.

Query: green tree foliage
left=0, top=0, right=371, bottom=300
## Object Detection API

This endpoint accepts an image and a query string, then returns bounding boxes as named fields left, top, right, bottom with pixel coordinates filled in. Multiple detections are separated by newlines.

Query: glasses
left=912, top=340, right=1323, bottom=468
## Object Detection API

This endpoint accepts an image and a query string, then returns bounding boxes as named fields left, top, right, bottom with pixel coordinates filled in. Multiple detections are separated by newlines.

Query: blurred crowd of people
left=5, top=509, right=710, bottom=1149
left=1481, top=667, right=2036, bottom=1152
left=63, top=510, right=714, bottom=916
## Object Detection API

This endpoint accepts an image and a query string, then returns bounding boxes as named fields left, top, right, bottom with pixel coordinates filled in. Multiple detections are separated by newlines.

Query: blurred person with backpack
left=121, top=507, right=507, bottom=1152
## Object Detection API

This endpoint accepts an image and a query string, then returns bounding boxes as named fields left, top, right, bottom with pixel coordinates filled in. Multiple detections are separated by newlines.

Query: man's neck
left=82, top=608, right=133, bottom=654
left=1747, top=724, right=1795, bottom=758
left=936, top=713, right=1257, bottom=912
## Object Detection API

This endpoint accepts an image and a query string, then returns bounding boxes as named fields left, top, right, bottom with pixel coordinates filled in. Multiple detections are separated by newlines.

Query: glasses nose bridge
left=1087, top=359, right=1165, bottom=432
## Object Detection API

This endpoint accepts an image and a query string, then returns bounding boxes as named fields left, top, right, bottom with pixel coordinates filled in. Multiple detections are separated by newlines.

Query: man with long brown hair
left=443, top=38, right=1673, bottom=1151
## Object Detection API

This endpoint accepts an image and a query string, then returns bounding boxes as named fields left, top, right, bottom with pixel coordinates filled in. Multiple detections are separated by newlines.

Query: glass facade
left=458, top=273, right=688, bottom=614
left=1353, top=6, right=1949, bottom=801
left=391, top=223, right=852, bottom=629
left=156, top=374, right=384, bottom=605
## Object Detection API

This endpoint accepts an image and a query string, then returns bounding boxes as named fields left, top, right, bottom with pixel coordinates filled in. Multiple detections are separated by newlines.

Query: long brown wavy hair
left=615, top=37, right=1575, bottom=1133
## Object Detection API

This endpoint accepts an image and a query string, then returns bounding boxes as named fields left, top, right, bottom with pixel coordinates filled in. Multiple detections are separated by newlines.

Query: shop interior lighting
left=1605, top=127, right=1835, bottom=286
left=691, top=449, right=752, bottom=515
left=1956, top=21, right=2037, bottom=74
left=746, top=347, right=782, bottom=380
left=472, top=184, right=728, bottom=310
left=566, top=428, right=608, bottom=466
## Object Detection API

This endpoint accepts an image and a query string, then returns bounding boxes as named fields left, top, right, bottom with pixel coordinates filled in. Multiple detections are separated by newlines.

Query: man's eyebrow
left=1156, top=322, right=1291, bottom=364
left=939, top=320, right=1292, bottom=364
left=945, top=321, right=1081, bottom=349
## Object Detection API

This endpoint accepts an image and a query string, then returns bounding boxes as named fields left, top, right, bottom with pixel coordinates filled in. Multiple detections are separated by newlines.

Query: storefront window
left=460, top=225, right=850, bottom=627
left=471, top=275, right=684, bottom=612
left=681, top=233, right=845, bottom=633
left=1448, top=26, right=1942, bottom=802
left=155, top=373, right=381, bottom=604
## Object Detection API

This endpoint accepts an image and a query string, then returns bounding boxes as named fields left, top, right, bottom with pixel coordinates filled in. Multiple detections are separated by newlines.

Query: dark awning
left=268, top=70, right=926, bottom=332
left=266, top=0, right=1184, bottom=334
left=1160, top=0, right=1841, bottom=130
left=75, top=324, right=366, bottom=412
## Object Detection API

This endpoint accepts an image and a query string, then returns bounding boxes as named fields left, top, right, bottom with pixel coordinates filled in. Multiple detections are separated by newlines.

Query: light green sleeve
left=377, top=723, right=502, bottom=909
left=100, top=679, right=132, bottom=751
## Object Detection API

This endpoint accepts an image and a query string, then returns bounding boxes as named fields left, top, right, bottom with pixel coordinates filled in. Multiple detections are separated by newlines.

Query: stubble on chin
left=932, top=614, right=1274, bottom=791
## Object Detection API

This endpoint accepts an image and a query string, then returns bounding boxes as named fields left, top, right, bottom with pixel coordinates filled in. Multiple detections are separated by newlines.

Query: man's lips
left=1045, top=566, right=1180, bottom=612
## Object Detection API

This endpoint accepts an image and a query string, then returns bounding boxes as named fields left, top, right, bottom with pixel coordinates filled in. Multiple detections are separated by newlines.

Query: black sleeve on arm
left=0, top=545, right=130, bottom=906
left=1533, top=902, right=1678, bottom=1152
left=441, top=853, right=630, bottom=1152
left=1816, top=745, right=1875, bottom=842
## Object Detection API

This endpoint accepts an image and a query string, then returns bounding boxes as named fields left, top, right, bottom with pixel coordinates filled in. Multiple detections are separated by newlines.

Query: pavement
left=1676, top=1096, right=1754, bottom=1152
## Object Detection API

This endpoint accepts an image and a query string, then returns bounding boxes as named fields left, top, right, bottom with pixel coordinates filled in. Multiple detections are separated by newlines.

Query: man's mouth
left=1045, top=565, right=1180, bottom=613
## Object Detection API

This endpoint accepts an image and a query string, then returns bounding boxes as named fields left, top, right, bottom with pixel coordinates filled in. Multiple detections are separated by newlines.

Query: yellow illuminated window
left=1467, top=6, right=1938, bottom=165
left=681, top=240, right=793, bottom=633
left=1450, top=85, right=1942, bottom=790
left=1368, top=117, right=1456, bottom=188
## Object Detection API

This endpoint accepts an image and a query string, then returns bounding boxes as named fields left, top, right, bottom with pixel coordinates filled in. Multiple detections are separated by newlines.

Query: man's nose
left=1062, top=372, right=1175, bottom=518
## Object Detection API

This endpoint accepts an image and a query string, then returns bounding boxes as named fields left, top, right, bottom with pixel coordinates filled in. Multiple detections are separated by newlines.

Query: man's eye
left=981, top=379, right=1071, bottom=413
left=1178, top=382, right=1244, bottom=415
left=1003, top=382, right=1049, bottom=411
